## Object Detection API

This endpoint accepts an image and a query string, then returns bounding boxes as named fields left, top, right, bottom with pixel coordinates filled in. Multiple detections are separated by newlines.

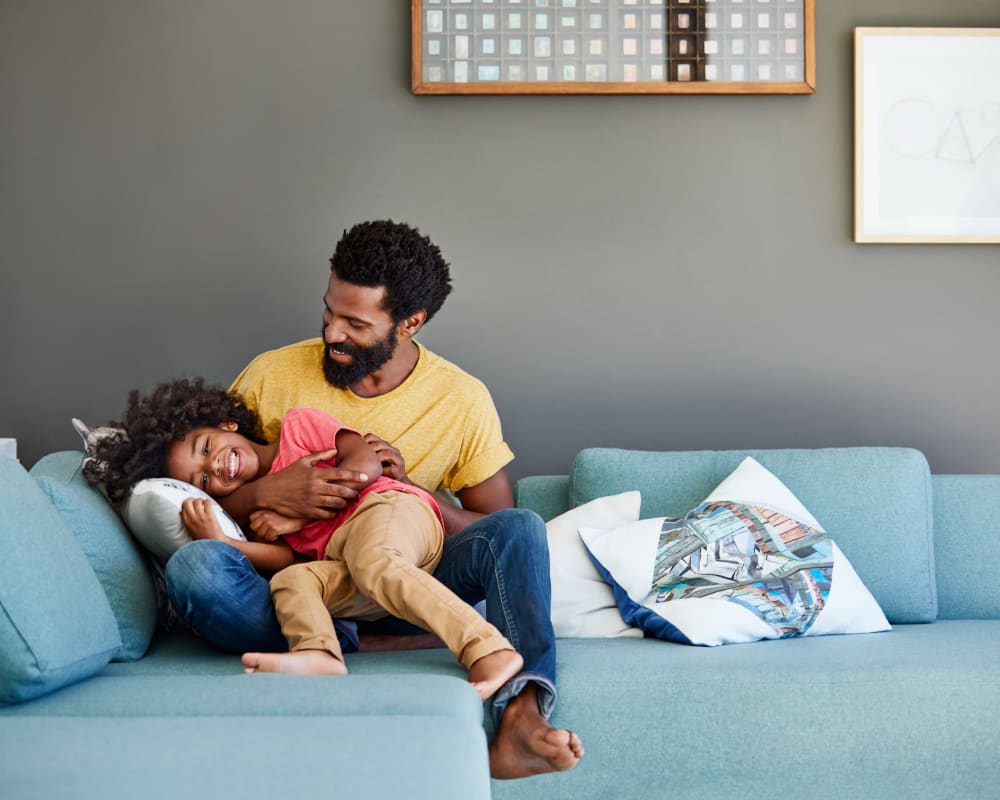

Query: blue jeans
left=165, top=508, right=556, bottom=724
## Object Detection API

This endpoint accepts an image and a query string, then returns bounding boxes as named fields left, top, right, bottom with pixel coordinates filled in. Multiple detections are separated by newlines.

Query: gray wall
left=2, top=0, right=999, bottom=481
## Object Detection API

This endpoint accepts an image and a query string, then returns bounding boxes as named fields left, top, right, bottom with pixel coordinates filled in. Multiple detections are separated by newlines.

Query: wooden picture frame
left=412, top=0, right=815, bottom=95
left=854, top=27, right=1000, bottom=244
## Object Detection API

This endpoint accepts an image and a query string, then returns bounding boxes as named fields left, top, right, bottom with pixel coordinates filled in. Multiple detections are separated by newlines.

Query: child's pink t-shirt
left=270, top=407, right=444, bottom=561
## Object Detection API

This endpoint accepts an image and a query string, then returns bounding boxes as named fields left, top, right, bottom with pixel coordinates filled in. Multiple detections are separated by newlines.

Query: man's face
left=321, top=274, right=400, bottom=389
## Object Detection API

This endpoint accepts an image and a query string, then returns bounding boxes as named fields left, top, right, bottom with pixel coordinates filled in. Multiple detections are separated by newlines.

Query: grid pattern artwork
left=414, top=0, right=812, bottom=91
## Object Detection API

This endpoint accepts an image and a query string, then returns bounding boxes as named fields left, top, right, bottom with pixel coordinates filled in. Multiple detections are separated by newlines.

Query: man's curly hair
left=83, top=377, right=262, bottom=506
left=330, top=219, right=453, bottom=324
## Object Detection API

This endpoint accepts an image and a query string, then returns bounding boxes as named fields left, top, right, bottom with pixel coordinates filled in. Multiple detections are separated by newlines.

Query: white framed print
left=854, top=27, right=1000, bottom=243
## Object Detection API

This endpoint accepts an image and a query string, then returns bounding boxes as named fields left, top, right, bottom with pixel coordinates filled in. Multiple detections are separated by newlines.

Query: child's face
left=165, top=422, right=261, bottom=498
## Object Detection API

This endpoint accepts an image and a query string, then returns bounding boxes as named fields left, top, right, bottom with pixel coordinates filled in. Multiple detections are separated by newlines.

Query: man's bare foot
left=468, top=649, right=524, bottom=701
left=489, top=683, right=584, bottom=780
left=241, top=650, right=348, bottom=675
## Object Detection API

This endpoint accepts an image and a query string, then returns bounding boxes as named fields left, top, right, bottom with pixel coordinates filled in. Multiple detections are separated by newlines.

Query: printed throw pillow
left=580, top=457, right=890, bottom=646
left=121, top=478, right=246, bottom=563
left=546, top=491, right=643, bottom=638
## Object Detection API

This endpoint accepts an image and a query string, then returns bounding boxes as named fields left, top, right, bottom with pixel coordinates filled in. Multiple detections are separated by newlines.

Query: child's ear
left=219, top=420, right=238, bottom=432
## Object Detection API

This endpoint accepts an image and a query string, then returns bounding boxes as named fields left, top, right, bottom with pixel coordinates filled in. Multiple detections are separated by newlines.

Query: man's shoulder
left=245, top=338, right=324, bottom=367
left=416, top=343, right=493, bottom=400
left=231, top=339, right=326, bottom=402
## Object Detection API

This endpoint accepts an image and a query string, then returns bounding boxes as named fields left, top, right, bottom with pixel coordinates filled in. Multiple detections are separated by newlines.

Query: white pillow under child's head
left=121, top=478, right=245, bottom=562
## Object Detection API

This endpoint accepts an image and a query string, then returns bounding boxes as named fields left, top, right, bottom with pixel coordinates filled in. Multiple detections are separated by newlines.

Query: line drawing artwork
left=855, top=28, right=1000, bottom=242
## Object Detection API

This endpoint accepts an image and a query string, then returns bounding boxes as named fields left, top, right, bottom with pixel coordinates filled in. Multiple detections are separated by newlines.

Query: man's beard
left=321, top=326, right=398, bottom=389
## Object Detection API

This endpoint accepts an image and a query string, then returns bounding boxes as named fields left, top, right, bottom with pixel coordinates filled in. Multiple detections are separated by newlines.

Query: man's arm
left=218, top=448, right=367, bottom=525
left=441, top=469, right=514, bottom=535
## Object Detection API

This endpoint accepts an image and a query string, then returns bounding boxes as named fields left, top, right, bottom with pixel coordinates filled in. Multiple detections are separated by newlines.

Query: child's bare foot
left=241, top=650, right=348, bottom=675
left=489, top=683, right=584, bottom=779
left=468, top=648, right=524, bottom=701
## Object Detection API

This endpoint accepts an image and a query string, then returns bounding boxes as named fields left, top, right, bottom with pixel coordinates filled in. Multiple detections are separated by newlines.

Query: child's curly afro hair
left=83, top=377, right=262, bottom=506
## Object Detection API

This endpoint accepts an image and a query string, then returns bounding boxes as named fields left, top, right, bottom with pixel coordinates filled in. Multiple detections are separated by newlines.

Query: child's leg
left=241, top=561, right=356, bottom=675
left=333, top=491, right=522, bottom=699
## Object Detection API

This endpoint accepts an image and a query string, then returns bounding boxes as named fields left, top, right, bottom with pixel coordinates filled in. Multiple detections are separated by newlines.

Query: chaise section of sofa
left=0, top=453, right=491, bottom=800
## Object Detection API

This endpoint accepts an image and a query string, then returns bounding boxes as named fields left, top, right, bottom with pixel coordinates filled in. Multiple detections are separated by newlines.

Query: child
left=87, top=377, right=523, bottom=699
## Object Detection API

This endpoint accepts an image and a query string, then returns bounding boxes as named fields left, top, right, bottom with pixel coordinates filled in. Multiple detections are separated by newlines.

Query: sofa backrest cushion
left=31, top=452, right=158, bottom=661
left=932, top=475, right=1000, bottom=620
left=0, top=457, right=121, bottom=704
left=569, top=447, right=936, bottom=624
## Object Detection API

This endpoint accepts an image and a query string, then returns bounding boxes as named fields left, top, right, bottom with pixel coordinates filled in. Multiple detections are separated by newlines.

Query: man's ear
left=398, top=310, right=428, bottom=339
left=220, top=420, right=239, bottom=432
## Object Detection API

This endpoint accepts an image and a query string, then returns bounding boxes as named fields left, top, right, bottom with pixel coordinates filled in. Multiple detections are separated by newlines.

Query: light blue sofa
left=2, top=446, right=998, bottom=799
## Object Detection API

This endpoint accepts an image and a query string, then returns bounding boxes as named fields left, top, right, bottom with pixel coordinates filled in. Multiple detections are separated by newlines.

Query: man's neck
left=350, top=339, right=421, bottom=399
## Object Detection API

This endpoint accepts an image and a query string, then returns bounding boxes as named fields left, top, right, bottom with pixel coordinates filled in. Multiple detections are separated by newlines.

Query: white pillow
left=703, top=455, right=824, bottom=531
left=546, top=491, right=643, bottom=638
left=580, top=457, right=890, bottom=646
left=121, top=478, right=245, bottom=562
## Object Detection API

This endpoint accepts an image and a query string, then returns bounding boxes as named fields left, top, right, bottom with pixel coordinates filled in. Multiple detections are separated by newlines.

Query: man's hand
left=249, top=510, right=306, bottom=542
left=253, top=448, right=367, bottom=519
left=363, top=434, right=410, bottom=483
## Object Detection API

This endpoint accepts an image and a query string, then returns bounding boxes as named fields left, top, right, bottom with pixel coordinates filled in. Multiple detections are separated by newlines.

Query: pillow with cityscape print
left=579, top=457, right=890, bottom=646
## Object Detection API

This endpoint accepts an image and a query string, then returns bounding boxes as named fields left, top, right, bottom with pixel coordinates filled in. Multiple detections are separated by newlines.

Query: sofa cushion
left=30, top=451, right=158, bottom=662
left=495, top=622, right=999, bottom=800
left=570, top=447, right=936, bottom=624
left=932, top=475, right=1000, bottom=619
left=580, top=457, right=890, bottom=645
left=0, top=457, right=121, bottom=703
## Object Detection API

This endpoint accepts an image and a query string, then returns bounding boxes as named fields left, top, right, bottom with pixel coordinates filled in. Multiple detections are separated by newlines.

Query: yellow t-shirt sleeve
left=446, top=396, right=515, bottom=493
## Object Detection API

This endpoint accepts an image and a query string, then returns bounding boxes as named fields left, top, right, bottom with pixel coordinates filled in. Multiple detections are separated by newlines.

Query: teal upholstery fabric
left=513, top=474, right=570, bottom=522
left=932, top=475, right=1000, bottom=619
left=0, top=673, right=490, bottom=800
left=569, top=447, right=936, bottom=624
left=0, top=715, right=489, bottom=800
left=0, top=458, right=120, bottom=704
left=31, top=452, right=157, bottom=661
left=491, top=621, right=1000, bottom=800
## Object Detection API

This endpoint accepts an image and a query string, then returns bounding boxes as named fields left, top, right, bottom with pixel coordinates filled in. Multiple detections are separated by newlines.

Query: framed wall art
left=855, top=27, right=1000, bottom=244
left=412, top=0, right=816, bottom=95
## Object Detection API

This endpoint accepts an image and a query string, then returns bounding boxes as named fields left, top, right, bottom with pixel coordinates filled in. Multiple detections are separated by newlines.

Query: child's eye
left=203, top=441, right=210, bottom=455
left=201, top=473, right=208, bottom=489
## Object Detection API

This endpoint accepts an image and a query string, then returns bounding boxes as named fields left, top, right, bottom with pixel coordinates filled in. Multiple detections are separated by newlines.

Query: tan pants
left=270, top=490, right=512, bottom=668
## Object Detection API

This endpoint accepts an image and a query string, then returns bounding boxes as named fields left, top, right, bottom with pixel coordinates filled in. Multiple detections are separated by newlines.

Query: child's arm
left=241, top=431, right=376, bottom=542
left=180, top=498, right=295, bottom=574
left=333, top=428, right=381, bottom=490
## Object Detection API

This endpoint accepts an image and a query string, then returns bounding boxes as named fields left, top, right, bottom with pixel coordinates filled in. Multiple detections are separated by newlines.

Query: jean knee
left=490, top=508, right=547, bottom=554
left=165, top=540, right=234, bottom=599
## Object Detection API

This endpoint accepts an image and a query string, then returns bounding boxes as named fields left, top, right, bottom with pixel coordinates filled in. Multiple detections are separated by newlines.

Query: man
left=164, top=219, right=582, bottom=779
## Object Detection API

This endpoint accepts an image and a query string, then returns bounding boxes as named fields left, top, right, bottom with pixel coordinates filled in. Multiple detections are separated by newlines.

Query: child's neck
left=254, top=441, right=281, bottom=476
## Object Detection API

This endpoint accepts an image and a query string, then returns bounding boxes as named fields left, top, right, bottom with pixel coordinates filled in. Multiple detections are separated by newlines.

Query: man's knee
left=165, top=540, right=238, bottom=601
left=488, top=508, right=548, bottom=555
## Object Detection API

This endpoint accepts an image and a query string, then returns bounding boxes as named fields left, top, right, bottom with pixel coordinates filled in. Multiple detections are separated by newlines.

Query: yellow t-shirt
left=230, top=338, right=514, bottom=494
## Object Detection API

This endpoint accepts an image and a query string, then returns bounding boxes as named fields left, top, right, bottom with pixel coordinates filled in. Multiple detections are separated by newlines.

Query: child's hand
left=180, top=498, right=226, bottom=541
left=249, top=510, right=305, bottom=542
